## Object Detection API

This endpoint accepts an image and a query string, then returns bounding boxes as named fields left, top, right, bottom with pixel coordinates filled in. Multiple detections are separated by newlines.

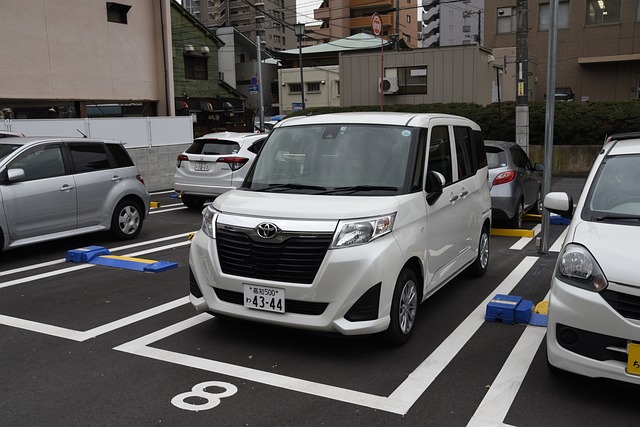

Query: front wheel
left=111, top=199, right=143, bottom=240
left=468, top=226, right=489, bottom=277
left=378, top=267, right=419, bottom=346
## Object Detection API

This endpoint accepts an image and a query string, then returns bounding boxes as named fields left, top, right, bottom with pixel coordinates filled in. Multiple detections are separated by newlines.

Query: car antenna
left=76, top=129, right=88, bottom=138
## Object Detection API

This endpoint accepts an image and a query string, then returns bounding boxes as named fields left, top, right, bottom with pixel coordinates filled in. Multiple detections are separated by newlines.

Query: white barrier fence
left=2, top=116, right=194, bottom=148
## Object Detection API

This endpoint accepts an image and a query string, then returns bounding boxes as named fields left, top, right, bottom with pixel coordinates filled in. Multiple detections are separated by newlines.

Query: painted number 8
left=171, top=381, right=238, bottom=412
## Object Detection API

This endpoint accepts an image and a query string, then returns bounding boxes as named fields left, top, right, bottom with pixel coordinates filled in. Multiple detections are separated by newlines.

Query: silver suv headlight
left=330, top=214, right=396, bottom=249
left=556, top=243, right=608, bottom=292
left=202, top=205, right=218, bottom=238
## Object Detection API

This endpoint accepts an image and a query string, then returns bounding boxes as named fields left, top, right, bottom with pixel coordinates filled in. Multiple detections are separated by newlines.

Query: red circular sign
left=372, top=13, right=382, bottom=36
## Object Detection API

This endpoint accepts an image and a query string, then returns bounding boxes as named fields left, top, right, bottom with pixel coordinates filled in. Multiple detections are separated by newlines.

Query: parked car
left=485, top=140, right=544, bottom=228
left=0, top=137, right=149, bottom=251
left=545, top=87, right=575, bottom=101
left=545, top=132, right=640, bottom=385
left=189, top=112, right=492, bottom=345
left=174, top=131, right=268, bottom=209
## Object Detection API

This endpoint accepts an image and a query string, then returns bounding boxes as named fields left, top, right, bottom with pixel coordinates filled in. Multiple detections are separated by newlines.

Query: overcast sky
left=296, top=0, right=323, bottom=23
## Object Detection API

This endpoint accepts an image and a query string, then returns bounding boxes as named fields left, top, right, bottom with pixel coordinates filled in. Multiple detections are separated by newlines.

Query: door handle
left=59, top=184, right=75, bottom=192
left=111, top=175, right=122, bottom=182
left=460, top=190, right=469, bottom=197
left=449, top=194, right=459, bottom=203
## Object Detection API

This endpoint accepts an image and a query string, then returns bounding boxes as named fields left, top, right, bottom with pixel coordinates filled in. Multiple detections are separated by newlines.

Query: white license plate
left=194, top=162, right=210, bottom=171
left=243, top=284, right=285, bottom=313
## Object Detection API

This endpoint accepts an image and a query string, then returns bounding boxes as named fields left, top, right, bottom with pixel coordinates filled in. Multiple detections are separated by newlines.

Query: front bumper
left=188, top=230, right=405, bottom=336
left=547, top=276, right=640, bottom=385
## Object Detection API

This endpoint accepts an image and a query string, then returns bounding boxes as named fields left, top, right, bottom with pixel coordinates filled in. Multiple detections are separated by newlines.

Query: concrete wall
left=128, top=144, right=190, bottom=192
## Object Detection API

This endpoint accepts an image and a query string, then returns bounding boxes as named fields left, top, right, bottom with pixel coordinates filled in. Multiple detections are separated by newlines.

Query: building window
left=106, top=2, right=131, bottom=24
left=463, top=25, right=470, bottom=32
left=406, top=15, right=411, bottom=23
left=396, top=66, right=427, bottom=95
left=586, top=0, right=621, bottom=25
left=307, top=82, right=321, bottom=93
left=539, top=2, right=570, bottom=30
left=497, top=7, right=517, bottom=33
left=184, top=55, right=208, bottom=80
left=289, top=83, right=302, bottom=93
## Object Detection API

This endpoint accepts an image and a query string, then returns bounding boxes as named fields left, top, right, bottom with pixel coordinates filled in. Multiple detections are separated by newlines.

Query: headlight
left=556, top=243, right=608, bottom=292
left=330, top=214, right=396, bottom=249
left=201, top=206, right=218, bottom=238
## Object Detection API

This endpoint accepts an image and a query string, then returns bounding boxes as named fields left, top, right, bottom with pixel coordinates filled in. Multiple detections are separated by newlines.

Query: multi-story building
left=312, top=0, right=421, bottom=48
left=420, top=0, right=484, bottom=47
left=183, top=0, right=297, bottom=51
left=484, top=0, right=640, bottom=102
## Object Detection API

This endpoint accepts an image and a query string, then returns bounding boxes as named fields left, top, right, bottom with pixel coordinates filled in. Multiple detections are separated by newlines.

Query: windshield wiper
left=255, top=183, right=328, bottom=192
left=594, top=214, right=640, bottom=221
left=321, top=185, right=399, bottom=195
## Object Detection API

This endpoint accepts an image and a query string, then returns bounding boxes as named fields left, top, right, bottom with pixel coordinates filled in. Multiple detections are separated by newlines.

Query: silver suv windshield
left=243, top=124, right=417, bottom=195
left=584, top=154, right=640, bottom=222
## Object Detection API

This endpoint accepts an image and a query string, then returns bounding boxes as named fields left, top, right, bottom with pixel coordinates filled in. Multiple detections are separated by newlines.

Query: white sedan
left=545, top=132, right=640, bottom=384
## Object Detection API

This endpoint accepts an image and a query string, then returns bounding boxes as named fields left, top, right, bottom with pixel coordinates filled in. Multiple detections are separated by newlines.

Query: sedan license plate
left=243, top=284, right=285, bottom=313
left=194, top=162, right=210, bottom=171
left=627, top=342, right=640, bottom=375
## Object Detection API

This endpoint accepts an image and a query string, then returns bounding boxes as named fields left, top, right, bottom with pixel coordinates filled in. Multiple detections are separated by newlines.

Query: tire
left=507, top=200, right=524, bottom=229
left=378, top=267, right=419, bottom=346
left=182, top=194, right=203, bottom=210
left=111, top=199, right=143, bottom=240
left=468, top=226, right=490, bottom=277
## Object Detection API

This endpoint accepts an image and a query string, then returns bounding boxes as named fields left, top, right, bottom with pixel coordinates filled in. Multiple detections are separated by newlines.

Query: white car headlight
left=331, top=214, right=396, bottom=249
left=556, top=243, right=608, bottom=292
left=202, top=206, right=218, bottom=238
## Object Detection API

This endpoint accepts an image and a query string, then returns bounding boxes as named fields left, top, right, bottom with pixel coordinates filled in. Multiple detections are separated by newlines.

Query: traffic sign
left=372, top=13, right=382, bottom=36
left=250, top=76, right=258, bottom=86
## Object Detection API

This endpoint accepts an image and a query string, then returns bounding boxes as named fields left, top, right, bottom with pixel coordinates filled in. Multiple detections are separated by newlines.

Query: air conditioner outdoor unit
left=379, top=77, right=399, bottom=94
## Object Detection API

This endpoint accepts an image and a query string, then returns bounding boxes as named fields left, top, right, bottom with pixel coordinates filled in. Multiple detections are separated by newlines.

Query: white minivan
left=189, top=112, right=492, bottom=345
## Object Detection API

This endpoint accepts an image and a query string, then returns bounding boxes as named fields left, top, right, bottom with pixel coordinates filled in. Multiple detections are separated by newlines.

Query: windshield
left=243, top=124, right=416, bottom=195
left=583, top=154, right=640, bottom=221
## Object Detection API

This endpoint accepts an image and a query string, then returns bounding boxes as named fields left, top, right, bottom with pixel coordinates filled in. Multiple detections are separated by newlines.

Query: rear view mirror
left=544, top=192, right=574, bottom=218
left=7, top=168, right=25, bottom=182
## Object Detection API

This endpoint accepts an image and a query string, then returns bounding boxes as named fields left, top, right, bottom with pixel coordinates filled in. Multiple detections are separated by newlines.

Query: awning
left=578, top=53, right=640, bottom=64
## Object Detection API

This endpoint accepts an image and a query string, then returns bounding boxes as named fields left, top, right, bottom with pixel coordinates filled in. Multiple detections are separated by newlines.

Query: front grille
left=213, top=288, right=328, bottom=315
left=601, top=289, right=640, bottom=320
left=216, top=228, right=332, bottom=284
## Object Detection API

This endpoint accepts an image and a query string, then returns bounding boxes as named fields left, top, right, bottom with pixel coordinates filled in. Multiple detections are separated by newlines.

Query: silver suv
left=0, top=137, right=150, bottom=251
left=174, top=132, right=268, bottom=209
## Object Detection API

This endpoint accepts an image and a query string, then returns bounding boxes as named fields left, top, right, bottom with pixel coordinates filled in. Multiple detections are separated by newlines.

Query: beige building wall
left=0, top=0, right=172, bottom=114
left=339, top=45, right=496, bottom=107
left=278, top=65, right=341, bottom=114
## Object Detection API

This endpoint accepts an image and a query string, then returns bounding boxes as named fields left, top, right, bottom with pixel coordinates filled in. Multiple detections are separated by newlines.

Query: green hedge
left=286, top=101, right=640, bottom=145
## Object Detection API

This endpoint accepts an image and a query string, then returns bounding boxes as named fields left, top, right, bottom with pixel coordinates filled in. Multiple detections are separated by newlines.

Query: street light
left=294, top=22, right=305, bottom=111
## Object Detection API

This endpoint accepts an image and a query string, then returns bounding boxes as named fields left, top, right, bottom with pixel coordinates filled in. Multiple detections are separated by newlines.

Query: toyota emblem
left=256, top=222, right=279, bottom=239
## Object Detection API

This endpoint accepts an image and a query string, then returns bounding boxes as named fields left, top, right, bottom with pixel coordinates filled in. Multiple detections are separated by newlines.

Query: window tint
left=510, top=145, right=531, bottom=169
left=427, top=126, right=453, bottom=185
left=11, top=145, right=65, bottom=181
left=453, top=126, right=474, bottom=180
left=247, top=138, right=267, bottom=155
left=187, top=140, right=240, bottom=155
left=105, top=143, right=134, bottom=167
left=412, top=129, right=428, bottom=191
left=69, top=144, right=111, bottom=172
left=472, top=130, right=488, bottom=169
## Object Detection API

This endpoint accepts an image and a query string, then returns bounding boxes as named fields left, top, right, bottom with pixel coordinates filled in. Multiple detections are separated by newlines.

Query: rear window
left=68, top=143, right=111, bottom=172
left=186, top=140, right=239, bottom=155
left=485, top=146, right=506, bottom=169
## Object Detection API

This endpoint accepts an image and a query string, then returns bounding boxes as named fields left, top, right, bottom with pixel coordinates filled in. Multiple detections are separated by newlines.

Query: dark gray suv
left=0, top=137, right=150, bottom=251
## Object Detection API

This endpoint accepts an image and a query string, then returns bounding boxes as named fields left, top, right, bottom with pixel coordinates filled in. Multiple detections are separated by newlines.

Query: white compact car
left=174, top=132, right=268, bottom=209
left=545, top=132, right=640, bottom=384
left=189, top=112, right=492, bottom=345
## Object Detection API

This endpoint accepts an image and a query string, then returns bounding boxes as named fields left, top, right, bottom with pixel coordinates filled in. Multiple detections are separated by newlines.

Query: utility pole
left=515, top=0, right=529, bottom=155
left=395, top=0, right=400, bottom=50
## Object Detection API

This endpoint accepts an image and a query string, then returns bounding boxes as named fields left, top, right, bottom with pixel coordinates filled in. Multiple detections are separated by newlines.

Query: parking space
left=1, top=193, right=639, bottom=426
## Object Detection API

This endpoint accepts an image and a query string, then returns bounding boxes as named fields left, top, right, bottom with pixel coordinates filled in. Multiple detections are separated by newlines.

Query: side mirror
left=7, top=168, right=25, bottom=182
left=534, top=162, right=544, bottom=171
left=426, top=170, right=445, bottom=205
left=544, top=191, right=574, bottom=218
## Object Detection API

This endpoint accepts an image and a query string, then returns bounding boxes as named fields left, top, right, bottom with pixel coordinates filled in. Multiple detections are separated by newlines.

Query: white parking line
left=0, top=232, right=195, bottom=278
left=114, top=256, right=540, bottom=416
left=150, top=206, right=188, bottom=214
left=467, top=292, right=550, bottom=427
left=0, top=297, right=189, bottom=341
left=509, top=225, right=541, bottom=251
left=549, top=228, right=568, bottom=253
